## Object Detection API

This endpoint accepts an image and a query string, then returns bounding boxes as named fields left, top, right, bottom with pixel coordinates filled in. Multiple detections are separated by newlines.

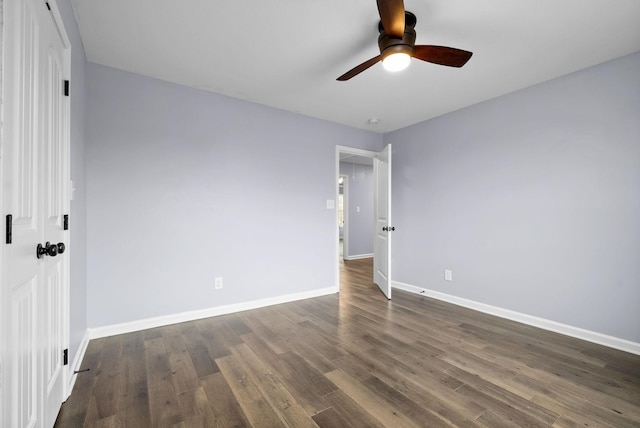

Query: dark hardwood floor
left=55, top=258, right=640, bottom=427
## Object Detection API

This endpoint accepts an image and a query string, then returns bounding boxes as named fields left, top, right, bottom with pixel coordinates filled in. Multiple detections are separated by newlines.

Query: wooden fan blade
left=413, top=45, right=473, bottom=68
left=377, top=0, right=405, bottom=38
left=337, top=55, right=382, bottom=81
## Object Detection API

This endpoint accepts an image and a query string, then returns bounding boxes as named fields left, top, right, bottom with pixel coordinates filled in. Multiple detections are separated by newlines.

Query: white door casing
left=335, top=145, right=392, bottom=298
left=373, top=144, right=392, bottom=299
left=1, top=0, right=70, bottom=426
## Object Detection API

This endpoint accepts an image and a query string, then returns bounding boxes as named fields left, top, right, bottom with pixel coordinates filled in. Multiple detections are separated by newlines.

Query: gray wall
left=55, top=0, right=88, bottom=365
left=339, top=162, right=374, bottom=257
left=387, top=52, right=640, bottom=342
left=86, top=63, right=382, bottom=328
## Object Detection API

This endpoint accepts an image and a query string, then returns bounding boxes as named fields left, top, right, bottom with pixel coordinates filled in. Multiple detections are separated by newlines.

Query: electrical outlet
left=444, top=269, right=453, bottom=281
left=215, top=277, right=223, bottom=290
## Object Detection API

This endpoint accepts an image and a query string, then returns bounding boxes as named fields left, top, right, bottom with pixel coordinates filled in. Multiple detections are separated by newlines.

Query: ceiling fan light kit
left=337, top=0, right=473, bottom=81
left=382, top=52, right=411, bottom=72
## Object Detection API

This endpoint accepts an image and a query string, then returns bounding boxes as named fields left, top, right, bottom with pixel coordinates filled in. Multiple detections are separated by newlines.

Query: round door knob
left=47, top=242, right=58, bottom=257
left=37, top=241, right=58, bottom=259
left=57, top=242, right=65, bottom=254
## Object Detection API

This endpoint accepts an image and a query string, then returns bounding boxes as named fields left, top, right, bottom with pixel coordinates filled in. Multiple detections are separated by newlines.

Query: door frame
left=49, top=0, right=73, bottom=401
left=335, top=145, right=379, bottom=289
left=0, top=19, right=5, bottom=424
left=37, top=0, right=73, bottom=403
left=46, top=0, right=73, bottom=406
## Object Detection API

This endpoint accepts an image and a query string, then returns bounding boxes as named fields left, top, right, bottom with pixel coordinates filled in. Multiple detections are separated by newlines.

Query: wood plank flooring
left=55, top=258, right=640, bottom=427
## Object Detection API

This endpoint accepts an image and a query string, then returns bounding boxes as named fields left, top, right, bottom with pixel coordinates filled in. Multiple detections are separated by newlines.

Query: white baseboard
left=392, top=280, right=640, bottom=356
left=344, top=253, right=373, bottom=261
left=89, top=286, right=338, bottom=340
left=66, top=329, right=91, bottom=398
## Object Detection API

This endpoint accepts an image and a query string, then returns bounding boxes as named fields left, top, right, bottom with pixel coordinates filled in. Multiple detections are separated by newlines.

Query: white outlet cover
left=444, top=270, right=453, bottom=281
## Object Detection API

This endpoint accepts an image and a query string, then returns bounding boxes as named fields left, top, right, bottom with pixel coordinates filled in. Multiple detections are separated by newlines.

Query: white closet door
left=2, top=0, right=70, bottom=426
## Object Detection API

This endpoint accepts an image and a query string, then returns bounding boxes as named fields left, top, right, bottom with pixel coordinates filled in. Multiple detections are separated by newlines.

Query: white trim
left=46, top=0, right=74, bottom=413
left=344, top=253, right=374, bottom=260
left=335, top=150, right=341, bottom=289
left=392, top=280, right=640, bottom=356
left=66, top=330, right=90, bottom=398
left=336, top=145, right=379, bottom=159
left=89, top=286, right=338, bottom=340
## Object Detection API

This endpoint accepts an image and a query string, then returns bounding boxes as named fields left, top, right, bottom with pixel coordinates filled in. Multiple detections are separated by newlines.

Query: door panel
left=43, top=264, right=63, bottom=425
left=4, top=1, right=42, bottom=426
left=11, top=278, right=38, bottom=428
left=45, top=48, right=64, bottom=223
left=9, top=0, right=39, bottom=235
left=373, top=144, right=392, bottom=299
left=14, top=0, right=39, bottom=231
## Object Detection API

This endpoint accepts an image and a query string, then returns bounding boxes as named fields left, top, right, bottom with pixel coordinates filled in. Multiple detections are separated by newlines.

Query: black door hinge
left=45, top=2, right=51, bottom=11
left=5, top=215, right=11, bottom=244
left=63, top=349, right=68, bottom=366
left=64, top=80, right=70, bottom=97
left=63, top=214, right=69, bottom=230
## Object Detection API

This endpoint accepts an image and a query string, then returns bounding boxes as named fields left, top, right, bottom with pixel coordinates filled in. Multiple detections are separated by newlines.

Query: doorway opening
left=335, top=146, right=378, bottom=291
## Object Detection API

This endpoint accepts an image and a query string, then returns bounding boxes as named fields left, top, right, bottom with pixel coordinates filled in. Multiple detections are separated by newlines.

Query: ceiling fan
left=337, top=0, right=473, bottom=81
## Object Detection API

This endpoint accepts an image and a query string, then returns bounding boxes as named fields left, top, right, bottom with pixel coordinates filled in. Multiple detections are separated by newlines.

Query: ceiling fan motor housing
left=378, top=11, right=417, bottom=60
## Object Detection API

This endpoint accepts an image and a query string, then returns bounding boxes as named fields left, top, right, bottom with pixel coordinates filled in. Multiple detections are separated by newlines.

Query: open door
left=373, top=144, right=392, bottom=299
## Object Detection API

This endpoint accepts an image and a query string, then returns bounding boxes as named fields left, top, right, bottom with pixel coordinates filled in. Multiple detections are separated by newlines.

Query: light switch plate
left=326, top=199, right=335, bottom=209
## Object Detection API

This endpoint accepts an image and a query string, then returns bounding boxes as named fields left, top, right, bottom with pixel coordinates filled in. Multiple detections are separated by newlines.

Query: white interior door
left=3, top=1, right=43, bottom=425
left=373, top=144, right=392, bottom=299
left=2, top=0, right=70, bottom=426
left=40, top=11, right=69, bottom=426
left=339, top=174, right=348, bottom=260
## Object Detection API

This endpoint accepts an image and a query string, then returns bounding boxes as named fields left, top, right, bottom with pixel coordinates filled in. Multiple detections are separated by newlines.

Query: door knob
left=57, top=242, right=65, bottom=254
left=37, top=242, right=58, bottom=259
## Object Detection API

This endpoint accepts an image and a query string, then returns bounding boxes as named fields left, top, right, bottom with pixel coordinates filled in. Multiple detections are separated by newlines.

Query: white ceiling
left=70, top=0, right=640, bottom=133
